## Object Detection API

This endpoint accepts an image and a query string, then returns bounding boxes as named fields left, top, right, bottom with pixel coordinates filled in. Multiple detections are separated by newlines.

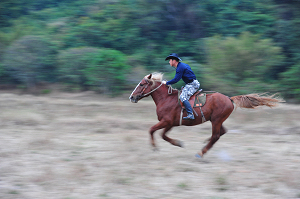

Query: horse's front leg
left=161, top=126, right=184, bottom=148
left=149, top=120, right=168, bottom=150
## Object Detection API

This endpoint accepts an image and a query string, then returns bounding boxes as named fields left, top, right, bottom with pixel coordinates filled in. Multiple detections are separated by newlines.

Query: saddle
left=178, top=89, right=207, bottom=124
left=178, top=89, right=206, bottom=109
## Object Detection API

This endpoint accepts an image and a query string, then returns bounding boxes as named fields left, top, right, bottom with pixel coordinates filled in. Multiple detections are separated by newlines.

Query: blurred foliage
left=57, top=47, right=129, bottom=94
left=2, top=35, right=56, bottom=88
left=280, top=63, right=300, bottom=100
left=0, top=0, right=299, bottom=100
left=203, top=32, right=284, bottom=95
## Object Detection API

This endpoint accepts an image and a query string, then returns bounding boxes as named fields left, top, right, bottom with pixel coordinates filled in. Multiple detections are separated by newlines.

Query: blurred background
left=1, top=1, right=300, bottom=199
left=0, top=0, right=299, bottom=101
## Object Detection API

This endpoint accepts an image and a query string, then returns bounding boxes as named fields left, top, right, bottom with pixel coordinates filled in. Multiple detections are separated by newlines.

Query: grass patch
left=99, top=193, right=109, bottom=197
left=176, top=166, right=199, bottom=172
left=0, top=110, right=45, bottom=125
left=114, top=177, right=132, bottom=185
left=215, top=176, right=229, bottom=191
left=62, top=158, right=72, bottom=162
left=8, top=190, right=19, bottom=194
left=41, top=89, right=52, bottom=94
left=95, top=128, right=109, bottom=133
left=177, top=182, right=189, bottom=190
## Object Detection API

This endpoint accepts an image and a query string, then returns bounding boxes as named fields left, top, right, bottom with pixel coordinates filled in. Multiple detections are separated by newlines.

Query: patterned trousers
left=180, top=80, right=200, bottom=102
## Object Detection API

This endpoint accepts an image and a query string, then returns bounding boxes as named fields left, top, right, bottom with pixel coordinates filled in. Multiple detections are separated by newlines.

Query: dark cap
left=165, top=53, right=182, bottom=61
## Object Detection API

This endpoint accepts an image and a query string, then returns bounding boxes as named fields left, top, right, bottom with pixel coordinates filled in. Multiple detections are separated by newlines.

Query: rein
left=141, top=81, right=163, bottom=97
left=142, top=80, right=176, bottom=97
left=168, top=85, right=174, bottom=94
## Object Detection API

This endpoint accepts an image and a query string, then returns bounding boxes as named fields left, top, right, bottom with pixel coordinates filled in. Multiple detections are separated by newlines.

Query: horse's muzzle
left=129, top=95, right=140, bottom=103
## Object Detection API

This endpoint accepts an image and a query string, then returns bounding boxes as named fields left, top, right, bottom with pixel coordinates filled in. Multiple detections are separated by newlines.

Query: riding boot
left=182, top=100, right=195, bottom=120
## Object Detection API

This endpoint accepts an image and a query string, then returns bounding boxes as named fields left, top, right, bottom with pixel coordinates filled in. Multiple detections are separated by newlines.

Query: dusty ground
left=0, top=91, right=300, bottom=199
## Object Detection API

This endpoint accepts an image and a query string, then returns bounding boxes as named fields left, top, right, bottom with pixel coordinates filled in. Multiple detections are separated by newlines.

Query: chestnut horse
left=129, top=73, right=282, bottom=157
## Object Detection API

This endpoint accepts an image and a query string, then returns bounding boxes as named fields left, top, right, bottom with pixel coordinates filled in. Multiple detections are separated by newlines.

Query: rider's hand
left=162, top=80, right=167, bottom=84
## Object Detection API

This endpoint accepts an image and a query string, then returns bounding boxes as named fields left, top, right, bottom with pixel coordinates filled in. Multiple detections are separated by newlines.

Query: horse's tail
left=230, top=93, right=284, bottom=109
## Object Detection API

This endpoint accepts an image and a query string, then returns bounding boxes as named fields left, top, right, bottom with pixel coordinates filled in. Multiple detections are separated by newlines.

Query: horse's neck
left=150, top=85, right=177, bottom=106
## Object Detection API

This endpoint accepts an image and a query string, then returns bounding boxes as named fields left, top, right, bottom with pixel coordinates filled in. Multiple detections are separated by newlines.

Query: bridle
left=140, top=79, right=163, bottom=97
left=129, top=78, right=172, bottom=101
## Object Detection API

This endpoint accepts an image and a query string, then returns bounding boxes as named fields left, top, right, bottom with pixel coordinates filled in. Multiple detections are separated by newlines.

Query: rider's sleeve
left=166, top=66, right=184, bottom=85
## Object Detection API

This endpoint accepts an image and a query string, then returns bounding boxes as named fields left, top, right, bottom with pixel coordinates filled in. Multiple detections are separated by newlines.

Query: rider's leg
left=182, top=100, right=194, bottom=120
left=180, top=80, right=200, bottom=120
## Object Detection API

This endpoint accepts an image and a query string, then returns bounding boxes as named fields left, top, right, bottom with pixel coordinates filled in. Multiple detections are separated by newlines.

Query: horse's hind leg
left=198, top=121, right=222, bottom=157
left=203, top=125, right=227, bottom=143
left=198, top=97, right=234, bottom=157
left=161, top=126, right=183, bottom=148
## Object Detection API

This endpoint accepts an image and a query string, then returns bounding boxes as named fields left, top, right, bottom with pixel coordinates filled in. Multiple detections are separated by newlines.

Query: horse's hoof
left=195, top=152, right=203, bottom=158
left=195, top=154, right=202, bottom=158
left=152, top=147, right=159, bottom=152
left=177, top=140, right=184, bottom=148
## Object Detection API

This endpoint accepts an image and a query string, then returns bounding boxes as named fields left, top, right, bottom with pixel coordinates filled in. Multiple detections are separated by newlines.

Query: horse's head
left=129, top=74, right=155, bottom=103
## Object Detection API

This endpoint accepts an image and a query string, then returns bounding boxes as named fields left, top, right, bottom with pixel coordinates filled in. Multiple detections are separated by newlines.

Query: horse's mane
left=146, top=72, right=178, bottom=92
left=150, top=72, right=163, bottom=82
left=144, top=72, right=163, bottom=86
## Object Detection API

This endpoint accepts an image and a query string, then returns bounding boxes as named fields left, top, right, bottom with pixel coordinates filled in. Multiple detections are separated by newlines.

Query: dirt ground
left=0, top=91, right=300, bottom=199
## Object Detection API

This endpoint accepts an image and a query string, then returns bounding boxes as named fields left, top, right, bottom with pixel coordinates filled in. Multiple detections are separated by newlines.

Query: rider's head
left=165, top=53, right=181, bottom=68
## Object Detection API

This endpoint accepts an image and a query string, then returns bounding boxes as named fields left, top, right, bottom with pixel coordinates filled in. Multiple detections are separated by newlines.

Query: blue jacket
left=166, top=62, right=196, bottom=85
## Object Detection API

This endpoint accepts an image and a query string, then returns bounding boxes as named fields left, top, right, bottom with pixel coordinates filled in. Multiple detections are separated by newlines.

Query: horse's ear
left=147, top=74, right=152, bottom=79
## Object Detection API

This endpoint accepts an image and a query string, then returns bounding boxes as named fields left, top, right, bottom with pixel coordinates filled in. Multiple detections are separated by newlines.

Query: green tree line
left=0, top=0, right=300, bottom=100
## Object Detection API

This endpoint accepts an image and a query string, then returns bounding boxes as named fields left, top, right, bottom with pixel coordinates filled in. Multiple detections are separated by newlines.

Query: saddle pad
left=178, top=92, right=207, bottom=108
left=194, top=93, right=206, bottom=107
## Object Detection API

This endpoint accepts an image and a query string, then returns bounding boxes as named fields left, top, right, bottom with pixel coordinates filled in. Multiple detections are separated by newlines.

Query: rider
left=162, top=53, right=200, bottom=120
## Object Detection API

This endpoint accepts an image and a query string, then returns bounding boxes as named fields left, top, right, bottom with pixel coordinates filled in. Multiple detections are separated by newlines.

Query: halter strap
left=141, top=81, right=163, bottom=97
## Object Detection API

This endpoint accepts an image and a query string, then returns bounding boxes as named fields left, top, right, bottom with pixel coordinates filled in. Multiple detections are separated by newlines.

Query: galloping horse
left=129, top=73, right=282, bottom=157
